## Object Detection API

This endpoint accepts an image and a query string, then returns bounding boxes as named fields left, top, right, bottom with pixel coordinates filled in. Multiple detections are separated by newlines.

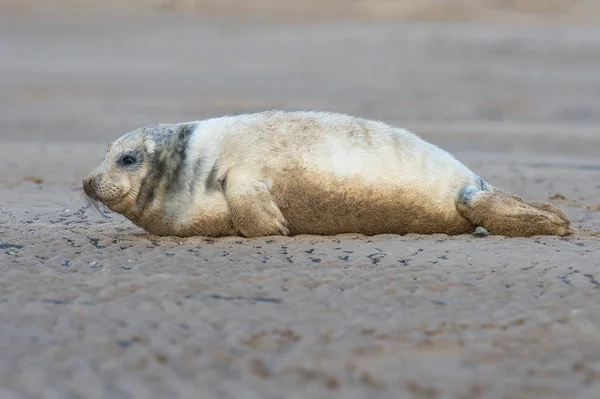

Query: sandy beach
left=1, top=1, right=600, bottom=398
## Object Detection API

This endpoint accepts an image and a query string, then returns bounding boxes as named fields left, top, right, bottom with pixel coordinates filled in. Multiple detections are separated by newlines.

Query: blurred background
left=0, top=0, right=598, bottom=152
left=2, top=5, right=600, bottom=399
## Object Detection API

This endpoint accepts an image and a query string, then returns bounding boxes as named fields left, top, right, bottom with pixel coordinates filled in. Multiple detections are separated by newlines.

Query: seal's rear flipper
left=492, top=189, right=572, bottom=225
left=456, top=184, right=573, bottom=237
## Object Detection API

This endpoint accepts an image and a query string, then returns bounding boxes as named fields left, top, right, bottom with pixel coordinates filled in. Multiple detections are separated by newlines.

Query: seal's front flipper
left=456, top=184, right=572, bottom=237
left=224, top=170, right=289, bottom=238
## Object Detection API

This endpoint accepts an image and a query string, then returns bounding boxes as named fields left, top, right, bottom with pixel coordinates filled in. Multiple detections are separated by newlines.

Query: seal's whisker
left=81, top=192, right=111, bottom=219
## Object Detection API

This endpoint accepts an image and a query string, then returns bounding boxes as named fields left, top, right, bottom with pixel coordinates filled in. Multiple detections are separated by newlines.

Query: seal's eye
left=120, top=155, right=136, bottom=166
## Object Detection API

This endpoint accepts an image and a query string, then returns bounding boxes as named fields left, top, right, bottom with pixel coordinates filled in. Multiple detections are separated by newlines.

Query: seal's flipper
left=456, top=184, right=572, bottom=237
left=490, top=189, right=571, bottom=225
left=224, top=170, right=289, bottom=238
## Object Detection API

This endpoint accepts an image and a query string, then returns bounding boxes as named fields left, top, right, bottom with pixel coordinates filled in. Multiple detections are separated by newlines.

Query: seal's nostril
left=83, top=177, right=94, bottom=194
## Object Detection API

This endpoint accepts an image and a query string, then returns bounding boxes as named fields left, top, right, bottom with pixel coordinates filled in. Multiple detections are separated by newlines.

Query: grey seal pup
left=83, top=110, right=572, bottom=237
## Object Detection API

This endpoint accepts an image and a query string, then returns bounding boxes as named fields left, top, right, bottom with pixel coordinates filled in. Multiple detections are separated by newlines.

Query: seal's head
left=82, top=123, right=193, bottom=221
left=82, top=129, right=151, bottom=214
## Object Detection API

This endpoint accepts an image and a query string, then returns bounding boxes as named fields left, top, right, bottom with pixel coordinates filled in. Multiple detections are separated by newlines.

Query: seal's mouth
left=82, top=176, right=119, bottom=218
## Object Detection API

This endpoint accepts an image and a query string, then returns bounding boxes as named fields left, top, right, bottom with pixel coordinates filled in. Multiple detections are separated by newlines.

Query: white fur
left=186, top=111, right=473, bottom=183
left=175, top=111, right=478, bottom=226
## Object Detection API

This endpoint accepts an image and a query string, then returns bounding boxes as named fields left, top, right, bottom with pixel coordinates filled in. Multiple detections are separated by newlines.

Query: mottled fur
left=83, top=110, right=572, bottom=238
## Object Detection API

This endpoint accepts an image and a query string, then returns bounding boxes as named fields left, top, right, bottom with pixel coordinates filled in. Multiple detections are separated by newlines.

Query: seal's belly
left=269, top=169, right=475, bottom=236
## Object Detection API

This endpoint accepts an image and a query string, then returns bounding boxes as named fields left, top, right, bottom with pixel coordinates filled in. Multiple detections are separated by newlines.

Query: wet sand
left=1, top=4, right=600, bottom=398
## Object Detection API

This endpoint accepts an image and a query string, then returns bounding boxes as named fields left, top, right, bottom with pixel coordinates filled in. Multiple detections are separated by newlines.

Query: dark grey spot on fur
left=166, top=146, right=187, bottom=192
left=136, top=149, right=166, bottom=208
left=175, top=123, right=196, bottom=154
left=205, top=162, right=220, bottom=191
left=476, top=176, right=489, bottom=192
left=134, top=124, right=196, bottom=211
left=142, top=124, right=174, bottom=148
left=189, top=156, right=204, bottom=195
left=151, top=132, right=170, bottom=148
left=167, top=123, right=198, bottom=194
left=458, top=184, right=479, bottom=206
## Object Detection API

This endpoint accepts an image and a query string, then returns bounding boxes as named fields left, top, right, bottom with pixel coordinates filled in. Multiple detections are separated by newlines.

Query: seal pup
left=83, top=110, right=572, bottom=238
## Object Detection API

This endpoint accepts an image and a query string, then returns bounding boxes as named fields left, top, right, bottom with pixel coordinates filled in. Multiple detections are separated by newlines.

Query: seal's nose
left=82, top=177, right=95, bottom=195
